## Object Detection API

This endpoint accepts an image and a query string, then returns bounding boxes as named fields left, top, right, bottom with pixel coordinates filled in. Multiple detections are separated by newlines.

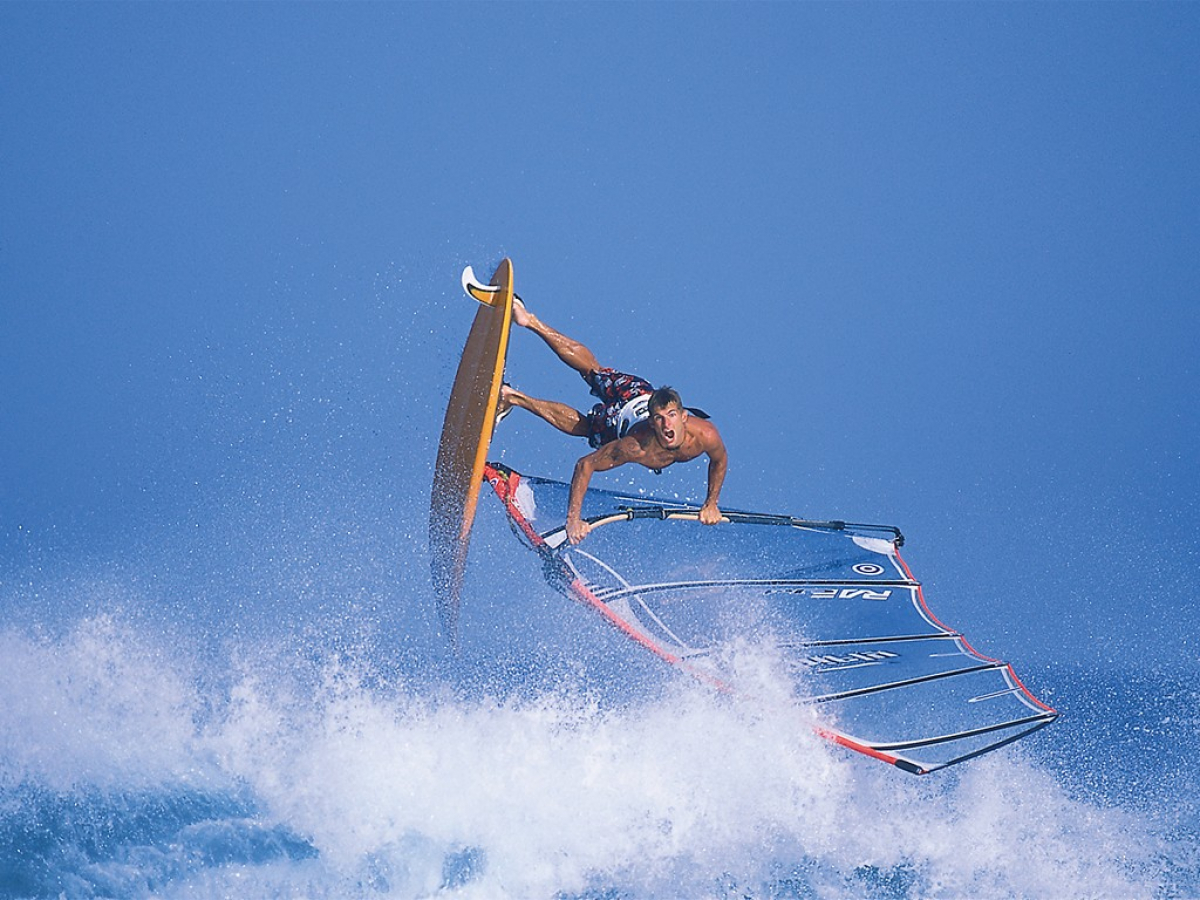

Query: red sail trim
left=483, top=464, right=541, bottom=545
left=893, top=547, right=1058, bottom=717
left=813, top=726, right=927, bottom=775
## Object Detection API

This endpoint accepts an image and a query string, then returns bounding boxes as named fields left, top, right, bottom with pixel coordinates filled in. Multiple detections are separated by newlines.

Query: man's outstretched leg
left=497, top=385, right=589, bottom=437
left=511, top=298, right=602, bottom=378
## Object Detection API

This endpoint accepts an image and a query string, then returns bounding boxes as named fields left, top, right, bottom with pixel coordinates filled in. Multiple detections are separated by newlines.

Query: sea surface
left=1, top=501, right=1196, bottom=900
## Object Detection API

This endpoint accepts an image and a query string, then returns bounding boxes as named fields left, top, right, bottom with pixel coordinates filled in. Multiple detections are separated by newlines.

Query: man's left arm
left=698, top=425, right=727, bottom=525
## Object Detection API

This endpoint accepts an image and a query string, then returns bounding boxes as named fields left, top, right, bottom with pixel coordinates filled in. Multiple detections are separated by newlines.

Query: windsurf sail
left=483, top=463, right=1057, bottom=775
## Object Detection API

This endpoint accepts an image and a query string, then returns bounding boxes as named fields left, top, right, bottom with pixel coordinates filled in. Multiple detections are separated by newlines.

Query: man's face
left=650, top=402, right=688, bottom=450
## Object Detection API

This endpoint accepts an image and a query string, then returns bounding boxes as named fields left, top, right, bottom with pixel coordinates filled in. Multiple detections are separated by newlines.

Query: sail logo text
left=815, top=588, right=892, bottom=601
left=766, top=588, right=892, bottom=600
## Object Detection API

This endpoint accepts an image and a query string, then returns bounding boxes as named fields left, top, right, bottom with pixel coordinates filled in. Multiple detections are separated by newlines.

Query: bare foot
left=511, top=296, right=533, bottom=328
left=496, top=383, right=519, bottom=423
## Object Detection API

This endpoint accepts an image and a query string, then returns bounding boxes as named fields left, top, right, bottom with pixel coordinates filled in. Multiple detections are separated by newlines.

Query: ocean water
left=1, top=500, right=1196, bottom=900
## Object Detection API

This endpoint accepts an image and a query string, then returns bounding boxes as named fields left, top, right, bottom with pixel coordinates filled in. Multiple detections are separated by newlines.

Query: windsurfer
left=497, top=298, right=728, bottom=544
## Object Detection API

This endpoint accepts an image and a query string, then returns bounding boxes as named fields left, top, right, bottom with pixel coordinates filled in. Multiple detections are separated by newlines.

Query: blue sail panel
left=482, top=464, right=1056, bottom=774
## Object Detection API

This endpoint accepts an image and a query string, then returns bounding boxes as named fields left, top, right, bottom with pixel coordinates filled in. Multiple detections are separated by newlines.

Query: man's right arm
left=566, top=453, right=598, bottom=544
left=566, top=437, right=639, bottom=544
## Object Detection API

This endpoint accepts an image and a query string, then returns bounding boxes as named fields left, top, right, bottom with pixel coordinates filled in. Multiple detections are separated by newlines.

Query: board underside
left=429, top=258, right=514, bottom=644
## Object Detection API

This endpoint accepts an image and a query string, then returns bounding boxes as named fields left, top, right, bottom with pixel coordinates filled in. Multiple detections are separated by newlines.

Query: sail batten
left=809, top=662, right=1006, bottom=703
left=783, top=633, right=962, bottom=648
left=591, top=577, right=921, bottom=601
left=868, top=714, right=1057, bottom=752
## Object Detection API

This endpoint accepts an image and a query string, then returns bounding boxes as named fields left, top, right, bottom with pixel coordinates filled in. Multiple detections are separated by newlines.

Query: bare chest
left=638, top=435, right=704, bottom=469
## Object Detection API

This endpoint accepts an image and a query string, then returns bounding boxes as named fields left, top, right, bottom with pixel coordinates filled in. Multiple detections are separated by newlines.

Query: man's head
left=647, top=385, right=687, bottom=449
left=647, top=386, right=683, bottom=416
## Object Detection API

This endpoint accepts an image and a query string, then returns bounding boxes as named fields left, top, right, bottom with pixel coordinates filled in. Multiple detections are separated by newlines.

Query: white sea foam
left=0, top=613, right=1169, bottom=899
left=0, top=615, right=205, bottom=792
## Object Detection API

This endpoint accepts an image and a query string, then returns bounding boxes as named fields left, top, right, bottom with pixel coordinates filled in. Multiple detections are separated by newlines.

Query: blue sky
left=2, top=3, right=1197, bottom=671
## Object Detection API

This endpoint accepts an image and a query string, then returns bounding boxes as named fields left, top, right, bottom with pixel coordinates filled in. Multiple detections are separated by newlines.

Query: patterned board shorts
left=583, top=367, right=654, bottom=448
